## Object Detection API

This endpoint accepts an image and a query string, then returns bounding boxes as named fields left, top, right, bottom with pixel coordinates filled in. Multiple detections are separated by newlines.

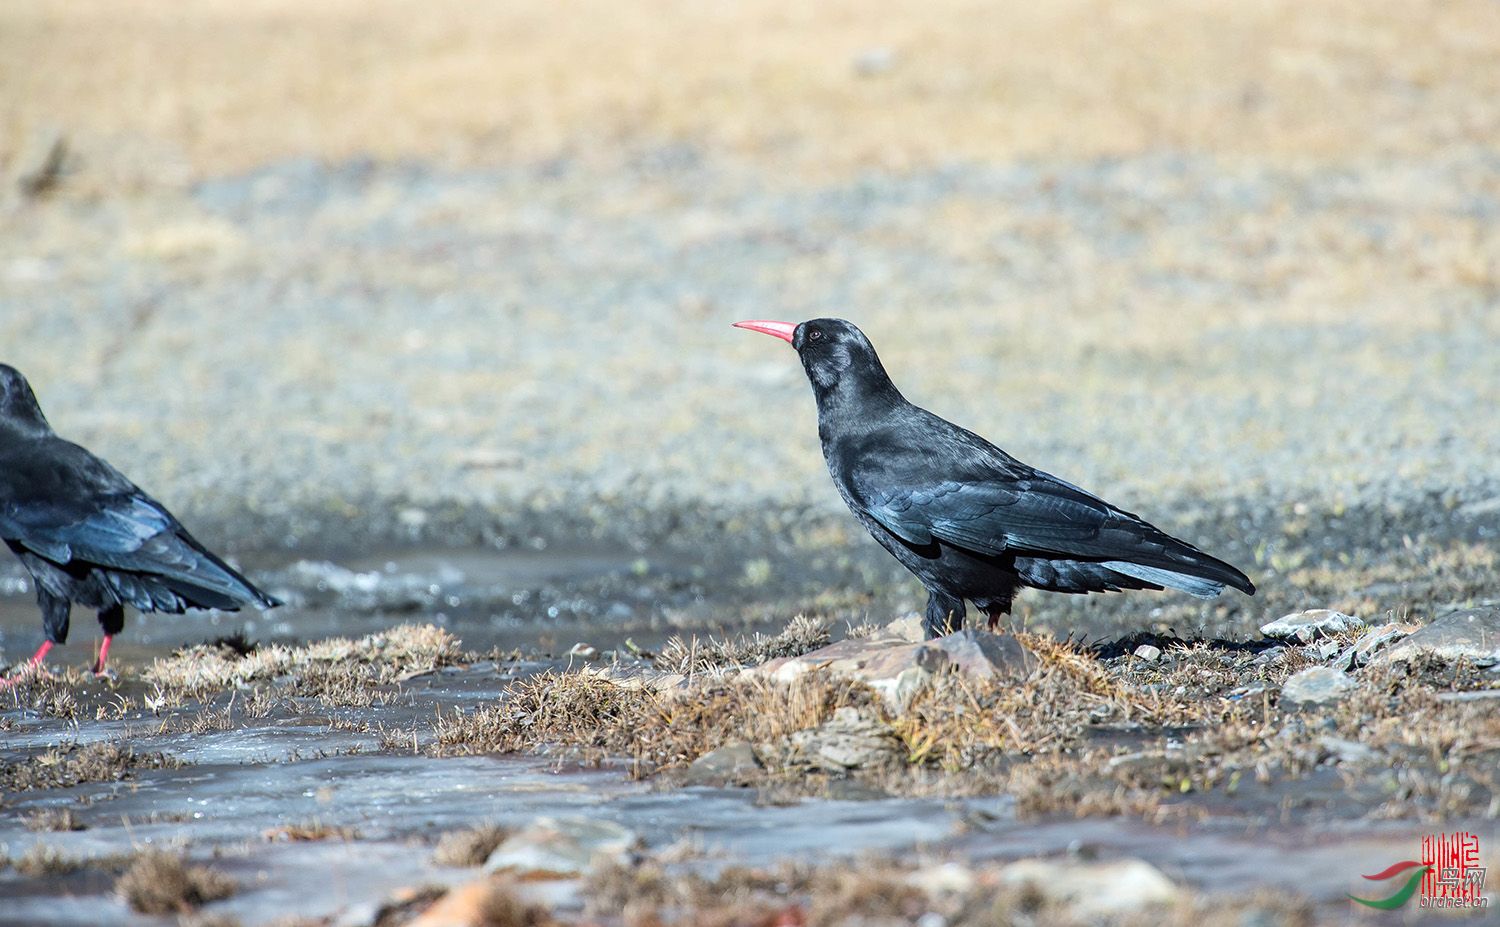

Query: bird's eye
left=808, top=329, right=823, bottom=341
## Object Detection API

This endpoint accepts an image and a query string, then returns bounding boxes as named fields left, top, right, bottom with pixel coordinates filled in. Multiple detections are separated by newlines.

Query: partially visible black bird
left=0, top=365, right=279, bottom=683
left=734, top=318, right=1254, bottom=639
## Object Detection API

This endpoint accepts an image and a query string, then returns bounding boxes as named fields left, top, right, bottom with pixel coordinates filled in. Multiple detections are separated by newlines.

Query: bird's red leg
left=1, top=640, right=55, bottom=688
left=983, top=604, right=1010, bottom=634
left=92, top=635, right=114, bottom=677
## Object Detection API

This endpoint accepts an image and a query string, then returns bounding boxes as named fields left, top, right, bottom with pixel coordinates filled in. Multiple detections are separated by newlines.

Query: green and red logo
left=1350, top=832, right=1488, bottom=910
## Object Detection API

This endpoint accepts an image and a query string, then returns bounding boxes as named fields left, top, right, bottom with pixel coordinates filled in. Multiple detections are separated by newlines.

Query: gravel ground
left=3, top=148, right=1499, bottom=637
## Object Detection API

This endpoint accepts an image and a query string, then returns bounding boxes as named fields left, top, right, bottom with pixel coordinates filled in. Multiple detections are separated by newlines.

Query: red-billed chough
left=0, top=365, right=279, bottom=683
left=734, top=318, right=1254, bottom=639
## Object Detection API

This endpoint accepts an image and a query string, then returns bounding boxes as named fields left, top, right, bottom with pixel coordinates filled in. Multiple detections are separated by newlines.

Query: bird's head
left=0, top=365, right=51, bottom=436
left=733, top=317, right=897, bottom=406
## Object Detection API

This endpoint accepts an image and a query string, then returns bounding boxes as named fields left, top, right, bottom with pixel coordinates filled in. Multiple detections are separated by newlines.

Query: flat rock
left=1379, top=607, right=1500, bottom=667
left=682, top=742, right=762, bottom=786
left=785, top=706, right=902, bottom=772
left=1280, top=666, right=1356, bottom=705
left=1261, top=609, right=1364, bottom=643
left=484, top=816, right=637, bottom=879
left=755, top=627, right=1036, bottom=712
left=1335, top=621, right=1418, bottom=669
left=998, top=858, right=1178, bottom=915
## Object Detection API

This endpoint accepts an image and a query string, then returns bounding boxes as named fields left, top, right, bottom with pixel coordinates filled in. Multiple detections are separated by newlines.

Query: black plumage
left=734, top=318, right=1254, bottom=639
left=0, top=365, right=278, bottom=680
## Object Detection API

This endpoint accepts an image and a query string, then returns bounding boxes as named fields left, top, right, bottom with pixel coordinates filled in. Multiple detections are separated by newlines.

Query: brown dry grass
left=22, top=806, right=85, bottom=832
left=432, top=823, right=511, bottom=868
left=143, top=623, right=462, bottom=706
left=2, top=0, right=1497, bottom=186
left=1, top=740, right=184, bottom=793
left=429, top=624, right=1500, bottom=821
left=116, top=849, right=237, bottom=915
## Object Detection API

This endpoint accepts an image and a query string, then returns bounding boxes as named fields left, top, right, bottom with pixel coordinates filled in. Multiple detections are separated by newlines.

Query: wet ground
left=3, top=542, right=1496, bottom=925
left=0, top=624, right=1461, bottom=927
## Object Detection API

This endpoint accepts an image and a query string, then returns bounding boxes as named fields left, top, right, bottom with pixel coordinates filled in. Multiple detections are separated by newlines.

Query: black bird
left=734, top=319, right=1254, bottom=639
left=0, top=365, right=279, bottom=683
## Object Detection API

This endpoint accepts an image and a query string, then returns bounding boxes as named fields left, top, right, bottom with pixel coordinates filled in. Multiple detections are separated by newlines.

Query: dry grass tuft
left=432, top=667, right=876, bottom=778
left=654, top=615, right=831, bottom=674
left=263, top=819, right=360, bottom=842
left=14, top=844, right=82, bottom=877
left=22, top=807, right=85, bottom=832
left=0, top=741, right=184, bottom=793
left=144, top=623, right=462, bottom=706
left=432, top=823, right=511, bottom=867
left=116, top=850, right=237, bottom=915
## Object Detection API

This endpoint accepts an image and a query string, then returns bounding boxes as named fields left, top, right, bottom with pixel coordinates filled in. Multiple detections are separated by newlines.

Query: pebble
left=484, top=817, right=637, bottom=879
left=998, top=858, right=1178, bottom=915
left=1261, top=609, right=1365, bottom=643
left=786, top=706, right=902, bottom=771
left=1279, top=666, right=1356, bottom=706
left=755, top=624, right=1035, bottom=713
left=682, top=742, right=762, bottom=786
left=1133, top=644, right=1161, bottom=662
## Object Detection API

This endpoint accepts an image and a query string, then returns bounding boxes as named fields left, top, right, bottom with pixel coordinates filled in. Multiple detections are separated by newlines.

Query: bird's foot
left=1, top=641, right=56, bottom=688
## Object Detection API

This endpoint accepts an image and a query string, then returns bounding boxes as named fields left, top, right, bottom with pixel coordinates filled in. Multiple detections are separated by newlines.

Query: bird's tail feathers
left=1100, top=561, right=1226, bottom=599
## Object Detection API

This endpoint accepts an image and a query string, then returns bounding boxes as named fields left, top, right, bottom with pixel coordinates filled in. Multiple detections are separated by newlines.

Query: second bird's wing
left=853, top=459, right=1253, bottom=595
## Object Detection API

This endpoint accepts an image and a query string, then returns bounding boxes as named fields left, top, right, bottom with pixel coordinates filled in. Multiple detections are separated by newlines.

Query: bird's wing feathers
left=860, top=473, right=1119, bottom=557
left=0, top=440, right=276, bottom=608
left=854, top=453, right=1250, bottom=594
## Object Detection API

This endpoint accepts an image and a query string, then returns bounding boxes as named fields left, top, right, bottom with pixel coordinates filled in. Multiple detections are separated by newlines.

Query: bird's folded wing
left=3, top=491, right=173, bottom=565
left=858, top=474, right=1116, bottom=552
left=860, top=471, right=1168, bottom=561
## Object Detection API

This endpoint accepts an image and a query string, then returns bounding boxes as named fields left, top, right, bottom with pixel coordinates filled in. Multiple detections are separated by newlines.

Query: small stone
left=1133, top=644, right=1161, bottom=662
left=1261, top=609, right=1364, bottom=643
left=1379, top=608, right=1500, bottom=667
left=998, top=858, right=1177, bottom=915
left=786, top=706, right=902, bottom=771
left=852, top=47, right=897, bottom=77
left=1318, top=735, right=1377, bottom=764
left=754, top=628, right=1035, bottom=713
left=1312, top=639, right=1341, bottom=661
left=1280, top=666, right=1356, bottom=705
left=905, top=861, right=976, bottom=897
left=880, top=615, right=927, bottom=643
left=12, top=126, right=67, bottom=197
left=1335, top=622, right=1418, bottom=669
left=484, top=816, right=637, bottom=879
left=682, top=742, right=762, bottom=786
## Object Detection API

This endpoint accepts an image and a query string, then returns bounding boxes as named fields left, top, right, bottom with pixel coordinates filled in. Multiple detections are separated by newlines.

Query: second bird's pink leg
left=92, top=635, right=114, bottom=676
left=0, top=640, right=55, bottom=688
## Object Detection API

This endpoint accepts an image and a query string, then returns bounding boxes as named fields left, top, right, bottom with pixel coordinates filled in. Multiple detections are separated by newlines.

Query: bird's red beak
left=732, top=319, right=798, bottom=344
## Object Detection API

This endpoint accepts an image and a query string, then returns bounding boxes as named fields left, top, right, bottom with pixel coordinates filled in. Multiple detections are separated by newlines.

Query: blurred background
left=2, top=0, right=1498, bottom=647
